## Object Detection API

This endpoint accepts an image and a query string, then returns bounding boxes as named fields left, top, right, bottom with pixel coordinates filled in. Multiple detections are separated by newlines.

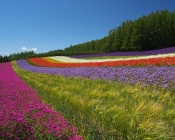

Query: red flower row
left=28, top=56, right=175, bottom=67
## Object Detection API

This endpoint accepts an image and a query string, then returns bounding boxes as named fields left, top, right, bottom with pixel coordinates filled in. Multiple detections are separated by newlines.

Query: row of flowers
left=49, top=53, right=175, bottom=63
left=17, top=59, right=175, bottom=89
left=28, top=54, right=175, bottom=67
left=0, top=62, right=83, bottom=140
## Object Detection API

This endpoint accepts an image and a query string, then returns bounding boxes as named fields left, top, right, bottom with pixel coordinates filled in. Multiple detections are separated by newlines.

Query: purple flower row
left=0, top=62, right=83, bottom=140
left=17, top=60, right=175, bottom=89
left=71, top=47, right=175, bottom=58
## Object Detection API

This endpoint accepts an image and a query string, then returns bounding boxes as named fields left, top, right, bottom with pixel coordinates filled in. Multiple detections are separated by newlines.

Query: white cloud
left=21, top=47, right=28, bottom=51
left=21, top=47, right=37, bottom=52
left=31, top=48, right=37, bottom=52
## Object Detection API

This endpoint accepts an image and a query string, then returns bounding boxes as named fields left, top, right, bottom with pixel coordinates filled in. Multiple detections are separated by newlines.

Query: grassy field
left=13, top=61, right=175, bottom=140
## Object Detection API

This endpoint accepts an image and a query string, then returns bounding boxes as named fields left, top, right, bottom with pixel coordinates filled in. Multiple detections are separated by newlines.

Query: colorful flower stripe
left=43, top=57, right=66, bottom=63
left=17, top=60, right=175, bottom=89
left=49, top=53, right=175, bottom=63
left=0, top=62, right=83, bottom=140
left=28, top=55, right=175, bottom=67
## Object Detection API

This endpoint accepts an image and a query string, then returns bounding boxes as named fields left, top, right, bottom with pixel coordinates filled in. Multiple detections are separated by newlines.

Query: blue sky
left=0, top=0, right=175, bottom=56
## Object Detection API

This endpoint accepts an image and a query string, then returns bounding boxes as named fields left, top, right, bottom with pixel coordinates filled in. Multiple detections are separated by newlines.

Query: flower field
left=17, top=59, right=175, bottom=89
left=1, top=49, right=175, bottom=139
left=27, top=53, right=175, bottom=67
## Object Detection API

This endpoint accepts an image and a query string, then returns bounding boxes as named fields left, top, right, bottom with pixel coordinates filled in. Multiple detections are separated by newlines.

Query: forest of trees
left=1, top=9, right=175, bottom=63
left=63, top=9, right=175, bottom=54
left=0, top=51, right=36, bottom=63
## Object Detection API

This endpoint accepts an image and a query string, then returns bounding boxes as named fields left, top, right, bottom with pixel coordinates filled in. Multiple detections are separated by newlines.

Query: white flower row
left=48, top=53, right=175, bottom=63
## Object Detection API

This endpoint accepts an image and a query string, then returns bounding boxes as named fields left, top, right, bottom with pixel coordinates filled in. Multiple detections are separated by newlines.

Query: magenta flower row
left=0, top=62, right=83, bottom=140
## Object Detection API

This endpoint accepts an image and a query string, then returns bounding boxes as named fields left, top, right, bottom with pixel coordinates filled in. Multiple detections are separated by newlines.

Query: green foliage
left=0, top=55, right=9, bottom=63
left=13, top=61, right=175, bottom=140
left=8, top=51, right=36, bottom=61
left=0, top=55, right=4, bottom=63
left=0, top=51, right=36, bottom=63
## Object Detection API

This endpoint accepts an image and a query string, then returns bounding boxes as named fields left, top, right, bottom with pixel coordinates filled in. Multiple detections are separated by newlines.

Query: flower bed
left=17, top=60, right=175, bottom=89
left=27, top=54, right=175, bottom=67
left=49, top=53, right=175, bottom=63
left=0, top=62, right=83, bottom=140
left=13, top=60, right=175, bottom=139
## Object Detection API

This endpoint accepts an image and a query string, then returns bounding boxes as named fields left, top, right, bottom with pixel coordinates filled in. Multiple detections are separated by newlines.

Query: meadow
left=0, top=49, right=175, bottom=139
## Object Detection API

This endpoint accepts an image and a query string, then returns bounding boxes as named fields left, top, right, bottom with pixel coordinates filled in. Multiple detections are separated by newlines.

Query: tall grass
left=13, top=61, right=175, bottom=140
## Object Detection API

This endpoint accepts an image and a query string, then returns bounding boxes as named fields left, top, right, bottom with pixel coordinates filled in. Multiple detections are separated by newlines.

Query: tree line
left=0, top=51, right=36, bottom=63
left=1, top=9, right=175, bottom=63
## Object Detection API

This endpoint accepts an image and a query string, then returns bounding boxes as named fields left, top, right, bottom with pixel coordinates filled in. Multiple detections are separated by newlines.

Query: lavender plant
left=17, top=60, right=175, bottom=90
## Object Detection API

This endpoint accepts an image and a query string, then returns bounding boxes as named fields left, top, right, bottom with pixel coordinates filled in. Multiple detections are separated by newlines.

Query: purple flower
left=17, top=60, right=175, bottom=89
